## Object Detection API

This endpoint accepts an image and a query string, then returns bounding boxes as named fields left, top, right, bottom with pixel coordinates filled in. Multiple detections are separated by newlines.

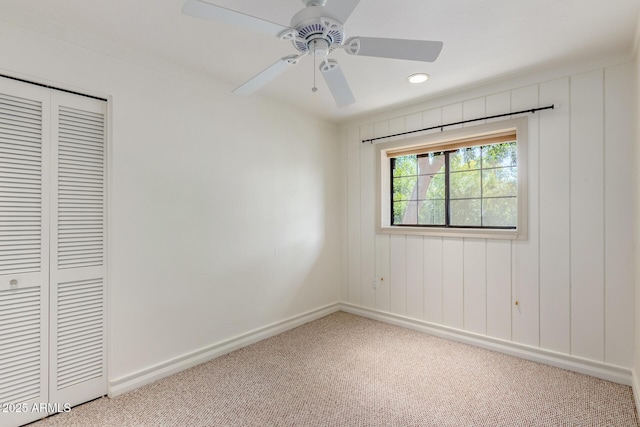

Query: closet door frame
left=0, top=75, right=109, bottom=426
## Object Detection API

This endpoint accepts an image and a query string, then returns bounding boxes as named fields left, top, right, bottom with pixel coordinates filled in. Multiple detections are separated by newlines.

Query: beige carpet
left=30, top=312, right=638, bottom=426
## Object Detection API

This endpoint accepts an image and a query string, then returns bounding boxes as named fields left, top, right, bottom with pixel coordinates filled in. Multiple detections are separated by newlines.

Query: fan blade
left=319, top=59, right=355, bottom=107
left=233, top=56, right=300, bottom=95
left=324, top=0, right=361, bottom=23
left=182, top=0, right=289, bottom=37
left=345, top=37, right=443, bottom=62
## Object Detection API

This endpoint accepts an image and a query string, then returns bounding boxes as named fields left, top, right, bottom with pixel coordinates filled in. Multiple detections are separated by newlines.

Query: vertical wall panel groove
left=539, top=78, right=571, bottom=354
left=463, top=239, right=486, bottom=334
left=569, top=70, right=605, bottom=361
left=389, top=234, right=407, bottom=314
left=511, top=85, right=540, bottom=347
left=360, top=123, right=379, bottom=309
left=374, top=234, right=390, bottom=311
left=487, top=240, right=512, bottom=340
left=339, top=130, right=348, bottom=302
left=405, top=235, right=424, bottom=319
left=442, top=238, right=463, bottom=328
left=346, top=127, right=361, bottom=305
left=423, top=237, right=443, bottom=323
left=603, top=63, right=634, bottom=366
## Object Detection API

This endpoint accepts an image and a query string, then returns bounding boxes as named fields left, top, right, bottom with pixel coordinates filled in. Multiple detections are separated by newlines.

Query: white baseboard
left=109, top=301, right=632, bottom=398
left=340, top=303, right=633, bottom=386
left=109, top=302, right=341, bottom=397
left=633, top=369, right=640, bottom=415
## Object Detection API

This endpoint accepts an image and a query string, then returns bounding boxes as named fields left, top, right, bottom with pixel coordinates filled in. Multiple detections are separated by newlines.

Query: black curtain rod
left=361, top=104, right=555, bottom=143
left=0, top=73, right=108, bottom=102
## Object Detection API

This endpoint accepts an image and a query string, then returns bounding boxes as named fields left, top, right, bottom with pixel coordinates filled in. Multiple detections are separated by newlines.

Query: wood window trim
left=375, top=117, right=528, bottom=240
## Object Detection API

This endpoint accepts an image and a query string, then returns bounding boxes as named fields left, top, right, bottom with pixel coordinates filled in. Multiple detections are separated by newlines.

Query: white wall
left=0, top=18, right=341, bottom=386
left=341, top=61, right=635, bottom=371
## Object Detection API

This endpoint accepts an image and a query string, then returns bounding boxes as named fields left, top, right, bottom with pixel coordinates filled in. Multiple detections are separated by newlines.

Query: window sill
left=378, top=225, right=525, bottom=240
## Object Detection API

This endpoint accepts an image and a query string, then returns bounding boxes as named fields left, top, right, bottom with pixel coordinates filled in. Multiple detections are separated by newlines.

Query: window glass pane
left=450, top=170, right=481, bottom=199
left=483, top=197, right=517, bottom=227
left=393, top=155, right=417, bottom=178
left=393, top=177, right=417, bottom=201
left=418, top=174, right=445, bottom=200
left=388, top=137, right=519, bottom=230
left=482, top=167, right=517, bottom=197
left=419, top=199, right=445, bottom=225
left=418, top=152, right=445, bottom=175
left=393, top=201, right=418, bottom=225
left=482, top=142, right=517, bottom=168
left=450, top=146, right=481, bottom=171
left=450, top=199, right=481, bottom=226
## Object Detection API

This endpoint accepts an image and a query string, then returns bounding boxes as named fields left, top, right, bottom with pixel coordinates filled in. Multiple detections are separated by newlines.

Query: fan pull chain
left=312, top=40, right=318, bottom=93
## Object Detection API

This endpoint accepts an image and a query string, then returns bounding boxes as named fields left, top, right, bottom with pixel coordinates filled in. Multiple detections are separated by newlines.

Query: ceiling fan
left=182, top=0, right=443, bottom=107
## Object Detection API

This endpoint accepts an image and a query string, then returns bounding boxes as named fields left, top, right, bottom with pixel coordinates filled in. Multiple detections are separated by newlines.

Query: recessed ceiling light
left=407, top=73, right=430, bottom=84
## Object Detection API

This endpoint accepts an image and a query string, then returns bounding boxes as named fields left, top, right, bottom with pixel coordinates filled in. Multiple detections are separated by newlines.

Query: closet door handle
left=9, top=279, right=18, bottom=288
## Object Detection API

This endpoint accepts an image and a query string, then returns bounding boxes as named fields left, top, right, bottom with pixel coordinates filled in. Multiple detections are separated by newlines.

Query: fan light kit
left=407, top=73, right=430, bottom=84
left=182, top=0, right=443, bottom=107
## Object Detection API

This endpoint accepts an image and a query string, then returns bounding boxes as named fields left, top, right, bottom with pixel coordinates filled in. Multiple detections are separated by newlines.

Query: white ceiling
left=2, top=0, right=639, bottom=122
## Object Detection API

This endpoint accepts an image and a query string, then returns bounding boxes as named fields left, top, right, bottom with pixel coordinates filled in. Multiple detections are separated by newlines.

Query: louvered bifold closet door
left=0, top=79, right=50, bottom=427
left=49, top=91, right=107, bottom=407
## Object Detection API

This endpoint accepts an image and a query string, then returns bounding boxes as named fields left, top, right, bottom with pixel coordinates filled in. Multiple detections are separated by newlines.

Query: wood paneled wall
left=340, top=63, right=634, bottom=368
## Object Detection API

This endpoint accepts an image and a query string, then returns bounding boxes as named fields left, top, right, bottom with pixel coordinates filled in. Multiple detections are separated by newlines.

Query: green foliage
left=483, top=142, right=517, bottom=168
left=450, top=199, right=481, bottom=226
left=450, top=146, right=481, bottom=171
left=483, top=168, right=516, bottom=198
left=480, top=142, right=517, bottom=226
left=392, top=155, right=417, bottom=178
left=392, top=156, right=417, bottom=224
left=450, top=170, right=481, bottom=199
left=424, top=173, right=445, bottom=200
left=391, top=141, right=517, bottom=227
left=418, top=199, right=445, bottom=225
left=484, top=198, right=517, bottom=227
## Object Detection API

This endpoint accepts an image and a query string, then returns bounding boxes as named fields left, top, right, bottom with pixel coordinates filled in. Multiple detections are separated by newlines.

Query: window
left=391, top=141, right=517, bottom=228
left=376, top=118, right=527, bottom=239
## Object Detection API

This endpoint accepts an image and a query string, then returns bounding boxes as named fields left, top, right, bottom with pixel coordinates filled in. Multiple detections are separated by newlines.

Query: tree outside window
left=391, top=141, right=517, bottom=229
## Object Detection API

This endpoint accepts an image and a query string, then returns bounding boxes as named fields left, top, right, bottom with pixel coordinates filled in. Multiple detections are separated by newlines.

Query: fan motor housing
left=288, top=6, right=345, bottom=54
left=300, top=0, right=327, bottom=6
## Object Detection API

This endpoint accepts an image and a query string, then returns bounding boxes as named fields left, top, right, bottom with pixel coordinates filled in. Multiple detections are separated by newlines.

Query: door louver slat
left=57, top=106, right=104, bottom=270
left=0, top=287, right=41, bottom=404
left=57, top=330, right=102, bottom=351
left=56, top=278, right=103, bottom=391
left=1, top=355, right=39, bottom=373
left=0, top=316, right=39, bottom=332
left=0, top=324, right=40, bottom=341
left=0, top=93, right=42, bottom=277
